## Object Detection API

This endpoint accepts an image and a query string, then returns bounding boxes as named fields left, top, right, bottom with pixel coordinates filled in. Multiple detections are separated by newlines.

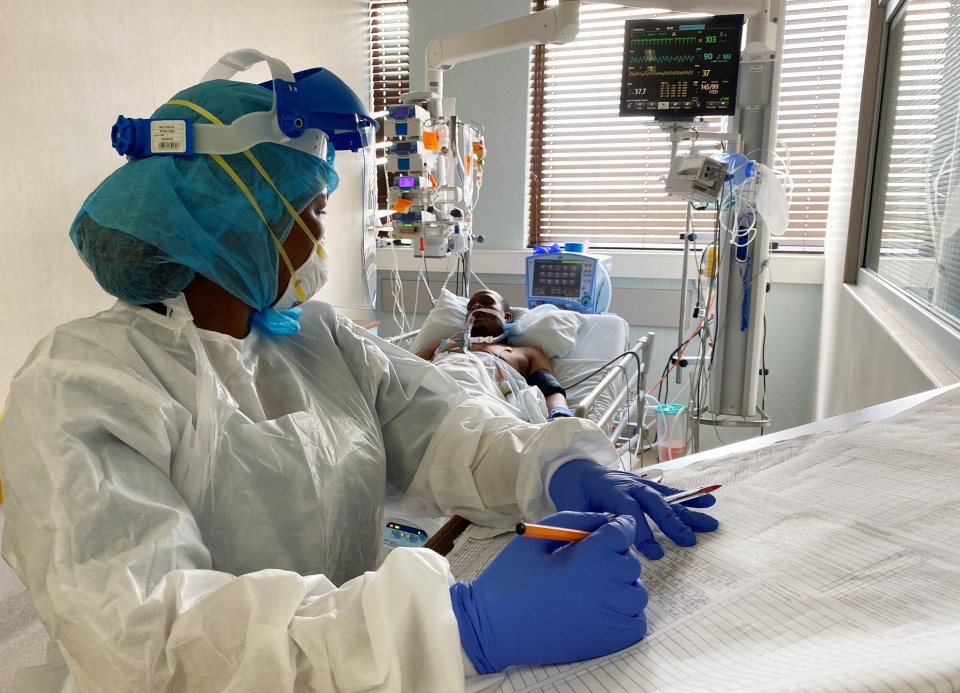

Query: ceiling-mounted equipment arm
left=422, top=0, right=773, bottom=116
left=423, top=2, right=580, bottom=116
left=426, top=2, right=581, bottom=72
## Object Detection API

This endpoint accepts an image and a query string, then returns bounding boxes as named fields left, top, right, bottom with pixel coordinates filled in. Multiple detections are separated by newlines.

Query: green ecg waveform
left=630, top=54, right=698, bottom=64
left=630, top=36, right=697, bottom=46
left=638, top=69, right=695, bottom=77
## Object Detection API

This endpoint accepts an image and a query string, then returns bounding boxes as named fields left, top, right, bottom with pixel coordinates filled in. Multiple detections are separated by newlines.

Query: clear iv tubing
left=720, top=179, right=759, bottom=248
left=642, top=393, right=660, bottom=432
left=463, top=314, right=474, bottom=353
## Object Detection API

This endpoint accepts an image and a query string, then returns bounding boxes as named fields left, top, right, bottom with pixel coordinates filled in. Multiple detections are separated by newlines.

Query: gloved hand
left=549, top=459, right=719, bottom=560
left=547, top=405, right=574, bottom=420
left=450, top=512, right=647, bottom=674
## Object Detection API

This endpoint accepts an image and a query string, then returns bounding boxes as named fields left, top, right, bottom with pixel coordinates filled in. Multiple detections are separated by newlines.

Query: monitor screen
left=531, top=258, right=584, bottom=299
left=620, top=14, right=744, bottom=120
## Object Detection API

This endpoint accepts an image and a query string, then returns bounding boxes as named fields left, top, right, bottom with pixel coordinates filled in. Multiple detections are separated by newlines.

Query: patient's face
left=467, top=290, right=510, bottom=337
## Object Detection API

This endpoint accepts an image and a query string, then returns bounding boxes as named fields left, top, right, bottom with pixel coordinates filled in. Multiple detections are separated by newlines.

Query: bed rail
left=385, top=329, right=420, bottom=347
left=575, top=331, right=655, bottom=444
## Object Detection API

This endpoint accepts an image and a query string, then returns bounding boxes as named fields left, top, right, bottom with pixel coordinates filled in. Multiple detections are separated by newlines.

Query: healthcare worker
left=0, top=50, right=718, bottom=692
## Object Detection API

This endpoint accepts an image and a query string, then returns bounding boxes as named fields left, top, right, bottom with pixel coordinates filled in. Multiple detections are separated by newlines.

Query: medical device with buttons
left=382, top=516, right=444, bottom=553
left=381, top=101, right=484, bottom=258
left=664, top=154, right=728, bottom=205
left=525, top=252, right=612, bottom=314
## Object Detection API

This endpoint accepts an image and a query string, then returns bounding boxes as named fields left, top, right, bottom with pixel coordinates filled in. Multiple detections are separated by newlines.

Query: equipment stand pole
left=676, top=203, right=692, bottom=385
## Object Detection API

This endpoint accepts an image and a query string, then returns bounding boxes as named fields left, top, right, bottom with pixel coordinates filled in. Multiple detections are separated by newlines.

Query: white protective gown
left=0, top=296, right=618, bottom=692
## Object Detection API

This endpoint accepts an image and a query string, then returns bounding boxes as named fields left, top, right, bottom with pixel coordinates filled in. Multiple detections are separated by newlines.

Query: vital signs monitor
left=620, top=14, right=744, bottom=120
left=525, top=252, right=612, bottom=314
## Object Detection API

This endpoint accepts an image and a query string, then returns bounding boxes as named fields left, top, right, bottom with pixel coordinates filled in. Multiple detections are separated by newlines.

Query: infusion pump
left=382, top=103, right=484, bottom=258
left=664, top=155, right=728, bottom=205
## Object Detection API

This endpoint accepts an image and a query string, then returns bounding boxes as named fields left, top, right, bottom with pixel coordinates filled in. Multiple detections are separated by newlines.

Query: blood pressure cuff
left=528, top=369, right=566, bottom=398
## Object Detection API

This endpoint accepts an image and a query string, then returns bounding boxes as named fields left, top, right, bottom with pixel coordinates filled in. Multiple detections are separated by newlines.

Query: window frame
left=843, top=0, right=960, bottom=373
left=853, top=0, right=960, bottom=340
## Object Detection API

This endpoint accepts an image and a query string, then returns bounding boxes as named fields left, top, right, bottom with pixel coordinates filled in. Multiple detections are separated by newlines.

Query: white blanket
left=431, top=351, right=548, bottom=423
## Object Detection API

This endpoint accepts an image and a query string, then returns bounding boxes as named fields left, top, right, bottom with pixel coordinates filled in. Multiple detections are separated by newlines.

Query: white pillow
left=510, top=304, right=581, bottom=359
left=409, top=289, right=468, bottom=354
left=409, top=288, right=582, bottom=360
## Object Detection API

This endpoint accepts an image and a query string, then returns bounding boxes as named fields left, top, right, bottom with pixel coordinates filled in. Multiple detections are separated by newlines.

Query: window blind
left=370, top=0, right=410, bottom=211
left=864, top=0, right=960, bottom=329
left=528, top=0, right=852, bottom=251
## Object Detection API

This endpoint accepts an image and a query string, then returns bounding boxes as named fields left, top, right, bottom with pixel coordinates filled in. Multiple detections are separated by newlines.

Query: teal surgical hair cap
left=70, top=79, right=338, bottom=317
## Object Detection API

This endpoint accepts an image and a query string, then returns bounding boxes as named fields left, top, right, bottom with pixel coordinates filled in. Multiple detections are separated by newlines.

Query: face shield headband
left=110, top=49, right=378, bottom=160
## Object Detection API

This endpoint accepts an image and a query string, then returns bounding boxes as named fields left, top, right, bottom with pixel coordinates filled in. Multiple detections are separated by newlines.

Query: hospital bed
left=385, top=291, right=656, bottom=455
left=428, top=384, right=960, bottom=692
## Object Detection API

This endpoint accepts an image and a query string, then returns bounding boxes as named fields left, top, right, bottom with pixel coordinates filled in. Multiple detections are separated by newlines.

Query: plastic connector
left=111, top=116, right=150, bottom=157
left=111, top=116, right=193, bottom=158
left=279, top=109, right=308, bottom=138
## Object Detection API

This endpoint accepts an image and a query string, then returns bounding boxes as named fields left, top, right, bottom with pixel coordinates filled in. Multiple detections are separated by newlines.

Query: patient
left=416, top=289, right=573, bottom=420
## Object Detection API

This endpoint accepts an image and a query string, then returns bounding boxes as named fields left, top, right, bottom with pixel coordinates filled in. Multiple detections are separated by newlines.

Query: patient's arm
left=523, top=347, right=570, bottom=414
left=544, top=392, right=569, bottom=412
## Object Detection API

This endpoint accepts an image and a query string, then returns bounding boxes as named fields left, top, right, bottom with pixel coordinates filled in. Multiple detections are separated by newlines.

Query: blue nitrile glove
left=548, top=405, right=574, bottom=420
left=549, top=459, right=719, bottom=560
left=450, top=512, right=647, bottom=674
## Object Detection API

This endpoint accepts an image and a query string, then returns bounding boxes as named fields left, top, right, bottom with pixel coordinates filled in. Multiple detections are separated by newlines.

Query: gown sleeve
left=332, top=316, right=619, bottom=529
left=0, top=328, right=468, bottom=692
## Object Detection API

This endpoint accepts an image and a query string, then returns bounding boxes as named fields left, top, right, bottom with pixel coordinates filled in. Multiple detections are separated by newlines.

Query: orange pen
left=515, top=485, right=722, bottom=543
left=515, top=522, right=591, bottom=542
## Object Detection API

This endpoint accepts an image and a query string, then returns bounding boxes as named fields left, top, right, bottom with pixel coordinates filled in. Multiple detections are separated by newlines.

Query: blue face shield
left=111, top=49, right=378, bottom=160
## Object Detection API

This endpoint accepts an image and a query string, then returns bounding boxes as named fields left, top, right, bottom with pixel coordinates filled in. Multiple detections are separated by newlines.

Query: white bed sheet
left=552, top=314, right=631, bottom=420
left=447, top=385, right=960, bottom=693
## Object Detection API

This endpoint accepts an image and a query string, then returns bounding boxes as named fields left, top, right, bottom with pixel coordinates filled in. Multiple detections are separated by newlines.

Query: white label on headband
left=150, top=120, right=188, bottom=154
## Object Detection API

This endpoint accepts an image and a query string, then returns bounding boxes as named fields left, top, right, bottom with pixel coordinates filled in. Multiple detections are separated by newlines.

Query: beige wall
left=818, top=287, right=943, bottom=417
left=0, top=0, right=369, bottom=405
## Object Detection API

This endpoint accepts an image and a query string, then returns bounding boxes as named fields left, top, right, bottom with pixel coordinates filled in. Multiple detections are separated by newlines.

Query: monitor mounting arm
left=421, top=0, right=774, bottom=117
